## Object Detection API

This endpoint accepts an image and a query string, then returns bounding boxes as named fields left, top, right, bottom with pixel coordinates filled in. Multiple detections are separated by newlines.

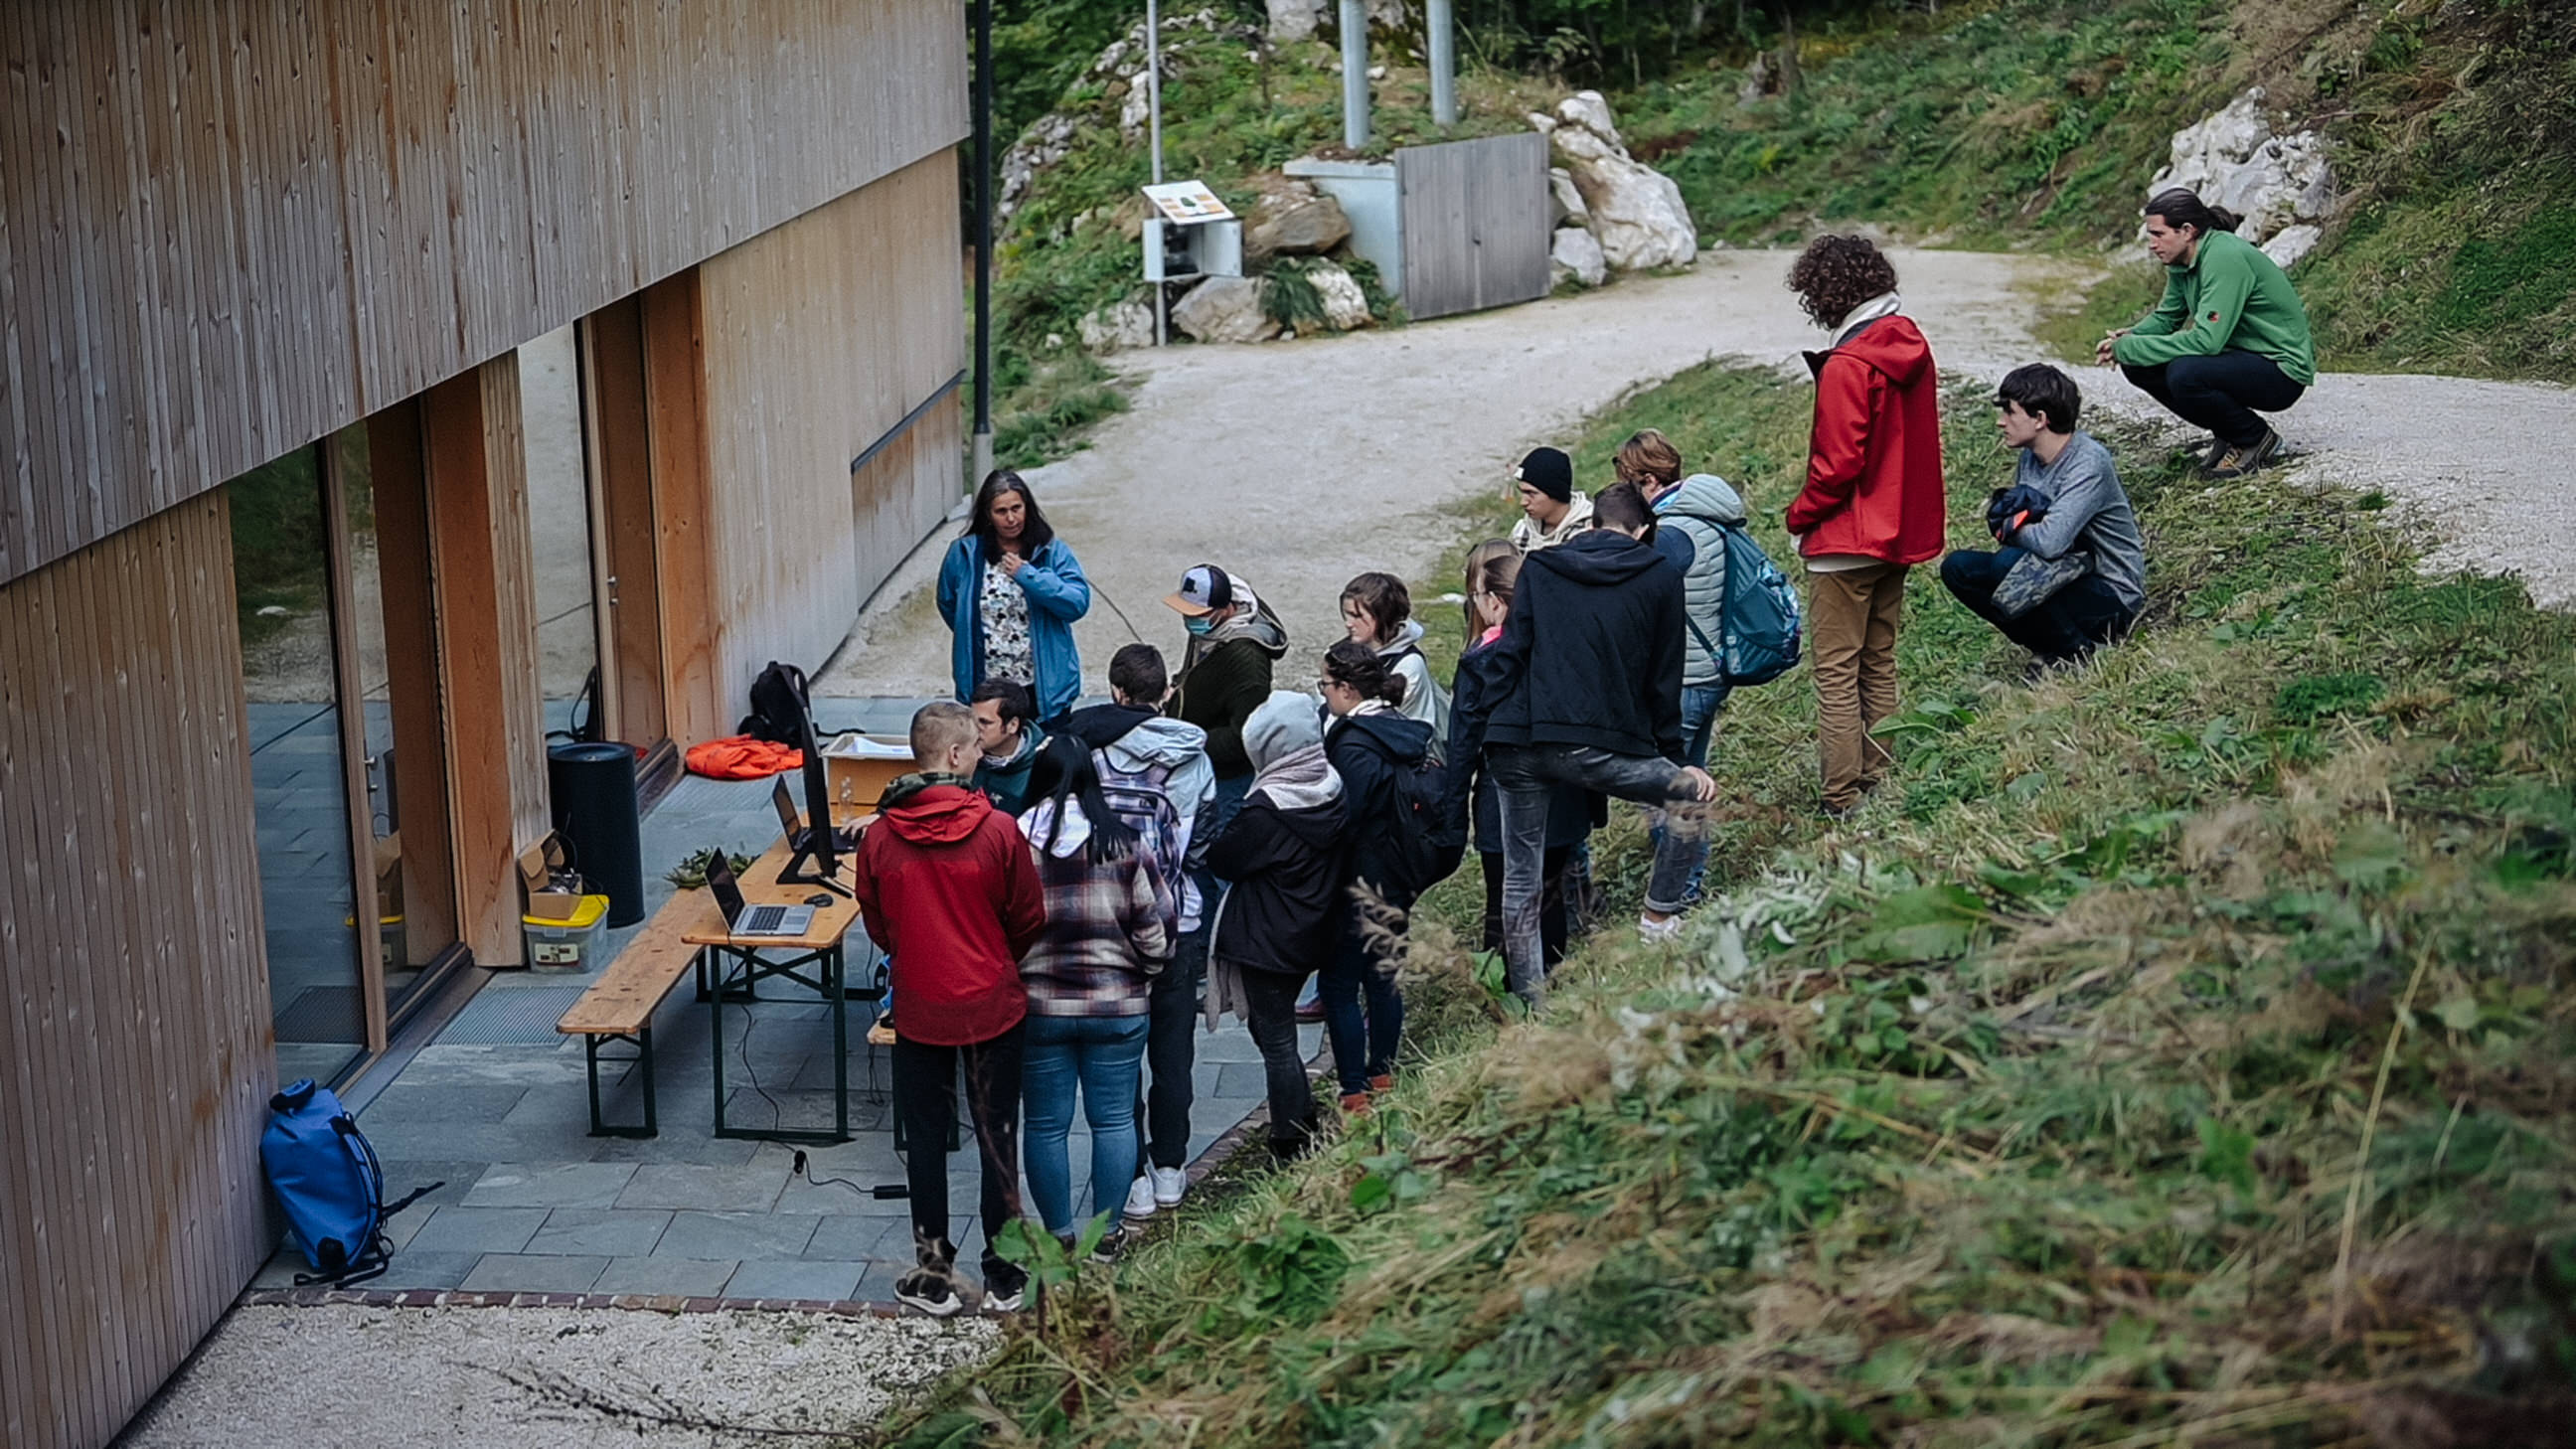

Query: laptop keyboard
left=744, top=904, right=788, bottom=934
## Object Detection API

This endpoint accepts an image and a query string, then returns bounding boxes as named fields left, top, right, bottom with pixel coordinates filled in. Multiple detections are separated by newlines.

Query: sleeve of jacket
left=934, top=540, right=968, bottom=630
left=1786, top=358, right=1882, bottom=535
left=2011, top=455, right=2109, bottom=560
left=852, top=841, right=893, bottom=955
left=1484, top=577, right=1535, bottom=706
left=2126, top=268, right=2190, bottom=339
left=1650, top=573, right=1688, bottom=762
left=995, top=819, right=1048, bottom=960
left=1204, top=799, right=1285, bottom=883
left=1435, top=662, right=1486, bottom=842
left=2115, top=251, right=2253, bottom=367
left=1124, top=857, right=1172, bottom=969
left=1016, top=543, right=1093, bottom=621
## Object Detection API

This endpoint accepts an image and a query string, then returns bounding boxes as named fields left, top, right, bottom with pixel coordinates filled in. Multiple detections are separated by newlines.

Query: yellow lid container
left=523, top=892, right=610, bottom=931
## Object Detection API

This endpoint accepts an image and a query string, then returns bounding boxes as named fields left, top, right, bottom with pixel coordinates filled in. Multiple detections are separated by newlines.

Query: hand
left=1679, top=766, right=1718, bottom=803
left=2094, top=328, right=2129, bottom=367
left=996, top=551, right=1025, bottom=577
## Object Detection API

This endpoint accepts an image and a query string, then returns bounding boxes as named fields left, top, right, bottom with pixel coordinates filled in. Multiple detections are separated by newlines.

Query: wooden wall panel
left=0, top=0, right=970, bottom=588
left=690, top=151, right=966, bottom=732
left=419, top=355, right=549, bottom=966
left=0, top=496, right=273, bottom=1449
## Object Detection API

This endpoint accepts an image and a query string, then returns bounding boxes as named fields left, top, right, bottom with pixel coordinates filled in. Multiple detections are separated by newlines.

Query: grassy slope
left=889, top=367, right=2576, bottom=1448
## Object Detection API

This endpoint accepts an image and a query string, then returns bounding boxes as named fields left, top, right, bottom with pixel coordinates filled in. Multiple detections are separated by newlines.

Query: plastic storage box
left=523, top=893, right=610, bottom=971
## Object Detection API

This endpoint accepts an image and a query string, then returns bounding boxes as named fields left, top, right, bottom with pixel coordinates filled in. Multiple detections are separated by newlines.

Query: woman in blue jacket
left=936, top=471, right=1091, bottom=724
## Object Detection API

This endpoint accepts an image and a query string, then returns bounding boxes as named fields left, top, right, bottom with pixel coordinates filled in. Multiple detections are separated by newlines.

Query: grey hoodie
left=1654, top=473, right=1749, bottom=689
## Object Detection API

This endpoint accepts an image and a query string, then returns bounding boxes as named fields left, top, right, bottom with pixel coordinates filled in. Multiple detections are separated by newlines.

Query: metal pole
left=1147, top=0, right=1167, bottom=347
left=1427, top=0, right=1456, bottom=126
left=1339, top=0, right=1368, bottom=150
left=971, top=0, right=995, bottom=484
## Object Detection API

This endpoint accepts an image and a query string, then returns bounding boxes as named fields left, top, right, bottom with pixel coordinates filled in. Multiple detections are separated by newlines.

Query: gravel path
left=120, top=1304, right=995, bottom=1448
left=819, top=247, right=2574, bottom=706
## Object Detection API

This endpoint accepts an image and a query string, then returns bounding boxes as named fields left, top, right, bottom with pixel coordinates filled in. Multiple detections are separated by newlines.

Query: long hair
left=1462, top=539, right=1521, bottom=636
left=1028, top=734, right=1138, bottom=864
left=961, top=468, right=1055, bottom=559
left=1324, top=636, right=1408, bottom=708
left=2143, top=187, right=2243, bottom=239
left=1340, top=571, right=1411, bottom=646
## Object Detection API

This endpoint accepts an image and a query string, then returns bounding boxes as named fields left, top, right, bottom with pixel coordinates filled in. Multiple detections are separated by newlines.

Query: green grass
left=882, top=361, right=2576, bottom=1448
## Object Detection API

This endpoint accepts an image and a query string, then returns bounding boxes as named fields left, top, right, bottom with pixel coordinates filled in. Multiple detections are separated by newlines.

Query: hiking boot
left=894, top=1266, right=963, bottom=1317
left=1339, top=1090, right=1373, bottom=1116
left=1151, top=1165, right=1189, bottom=1208
left=1122, top=1173, right=1158, bottom=1221
left=1366, top=1073, right=1394, bottom=1096
left=2204, top=428, right=2282, bottom=480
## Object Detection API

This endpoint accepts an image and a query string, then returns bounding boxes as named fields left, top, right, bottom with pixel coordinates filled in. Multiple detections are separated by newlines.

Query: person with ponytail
left=2099, top=187, right=2316, bottom=480
left=1017, top=735, right=1172, bottom=1262
left=1316, top=637, right=1436, bottom=1114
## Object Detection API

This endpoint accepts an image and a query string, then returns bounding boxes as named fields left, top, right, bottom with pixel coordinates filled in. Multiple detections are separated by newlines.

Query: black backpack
left=1352, top=736, right=1461, bottom=910
left=739, top=660, right=814, bottom=745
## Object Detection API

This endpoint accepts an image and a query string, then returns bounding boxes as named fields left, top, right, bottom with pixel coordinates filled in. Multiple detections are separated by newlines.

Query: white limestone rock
left=1546, top=91, right=1696, bottom=272
left=1307, top=261, right=1373, bottom=331
left=1078, top=296, right=1159, bottom=353
left=1550, top=226, right=1607, bottom=288
left=2151, top=87, right=2336, bottom=250
left=1267, top=0, right=1325, bottom=42
left=1548, top=167, right=1590, bottom=229
left=2262, top=223, right=2324, bottom=269
left=1173, top=276, right=1279, bottom=344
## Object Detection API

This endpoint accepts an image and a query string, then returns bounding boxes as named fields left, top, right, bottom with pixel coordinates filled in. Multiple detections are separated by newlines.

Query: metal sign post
left=1147, top=0, right=1167, bottom=344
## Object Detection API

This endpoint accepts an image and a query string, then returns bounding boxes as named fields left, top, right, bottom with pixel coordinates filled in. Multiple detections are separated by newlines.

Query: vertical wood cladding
left=0, top=496, right=274, bottom=1449
left=0, top=0, right=969, bottom=588
left=692, top=151, right=967, bottom=729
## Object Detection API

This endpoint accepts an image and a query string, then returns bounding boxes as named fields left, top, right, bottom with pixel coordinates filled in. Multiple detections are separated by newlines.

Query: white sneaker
left=1123, top=1173, right=1158, bottom=1221
left=1151, top=1165, right=1188, bottom=1208
left=1638, top=913, right=1682, bottom=943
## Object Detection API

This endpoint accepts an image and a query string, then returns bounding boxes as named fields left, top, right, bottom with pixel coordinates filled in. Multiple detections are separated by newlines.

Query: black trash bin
left=549, top=742, right=645, bottom=927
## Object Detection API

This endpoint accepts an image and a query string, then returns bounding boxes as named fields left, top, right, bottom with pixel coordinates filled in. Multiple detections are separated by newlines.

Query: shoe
left=1295, top=998, right=1327, bottom=1023
left=1151, top=1165, right=1188, bottom=1208
left=1638, top=914, right=1682, bottom=943
left=2203, top=428, right=2281, bottom=480
left=894, top=1266, right=963, bottom=1318
left=2193, top=433, right=2225, bottom=468
left=982, top=1279, right=1026, bottom=1313
left=1123, top=1173, right=1159, bottom=1221
left=1367, top=1073, right=1393, bottom=1095
left=1340, top=1090, right=1372, bottom=1116
left=1088, top=1226, right=1131, bottom=1266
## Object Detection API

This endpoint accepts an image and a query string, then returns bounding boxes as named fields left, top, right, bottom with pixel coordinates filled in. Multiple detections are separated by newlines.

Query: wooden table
left=680, top=825, right=877, bottom=1144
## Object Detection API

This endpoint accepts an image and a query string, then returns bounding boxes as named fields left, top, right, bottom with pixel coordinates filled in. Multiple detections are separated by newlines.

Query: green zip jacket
left=2112, top=230, right=2316, bottom=386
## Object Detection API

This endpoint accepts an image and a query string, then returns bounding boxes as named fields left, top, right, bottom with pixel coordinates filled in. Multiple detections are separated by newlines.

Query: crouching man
left=1940, top=365, right=2146, bottom=675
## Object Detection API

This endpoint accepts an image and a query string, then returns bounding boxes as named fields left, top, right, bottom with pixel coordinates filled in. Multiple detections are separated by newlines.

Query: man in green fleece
left=2099, top=187, right=2315, bottom=480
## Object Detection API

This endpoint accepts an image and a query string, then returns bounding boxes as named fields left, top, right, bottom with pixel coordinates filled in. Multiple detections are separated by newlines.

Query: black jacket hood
left=1528, top=528, right=1668, bottom=586
left=1058, top=702, right=1158, bottom=749
left=1335, top=710, right=1432, bottom=766
left=1262, top=794, right=1348, bottom=849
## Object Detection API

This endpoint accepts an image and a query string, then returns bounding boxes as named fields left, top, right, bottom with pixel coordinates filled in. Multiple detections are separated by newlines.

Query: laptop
left=705, top=846, right=815, bottom=939
left=770, top=778, right=861, bottom=855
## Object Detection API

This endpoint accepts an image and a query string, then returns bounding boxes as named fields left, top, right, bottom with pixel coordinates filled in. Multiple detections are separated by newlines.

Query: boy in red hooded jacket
left=853, top=701, right=1046, bottom=1316
left=1783, top=236, right=1948, bottom=816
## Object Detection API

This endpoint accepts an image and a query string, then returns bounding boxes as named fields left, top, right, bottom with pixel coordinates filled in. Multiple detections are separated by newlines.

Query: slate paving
left=250, top=708, right=1322, bottom=1304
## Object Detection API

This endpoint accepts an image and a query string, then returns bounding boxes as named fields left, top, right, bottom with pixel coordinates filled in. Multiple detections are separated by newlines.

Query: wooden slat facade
left=0, top=497, right=274, bottom=1449
left=0, top=0, right=970, bottom=588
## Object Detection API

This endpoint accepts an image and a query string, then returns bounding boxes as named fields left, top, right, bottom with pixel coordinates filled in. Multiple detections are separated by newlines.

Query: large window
left=522, top=324, right=602, bottom=740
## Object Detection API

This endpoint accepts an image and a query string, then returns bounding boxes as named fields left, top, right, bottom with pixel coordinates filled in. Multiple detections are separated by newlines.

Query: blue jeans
left=1320, top=921, right=1404, bottom=1095
left=1020, top=1014, right=1150, bottom=1235
left=1647, top=682, right=1729, bottom=913
left=1940, top=549, right=2138, bottom=665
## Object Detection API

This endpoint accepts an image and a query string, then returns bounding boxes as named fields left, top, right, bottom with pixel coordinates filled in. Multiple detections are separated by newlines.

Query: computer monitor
left=776, top=698, right=847, bottom=892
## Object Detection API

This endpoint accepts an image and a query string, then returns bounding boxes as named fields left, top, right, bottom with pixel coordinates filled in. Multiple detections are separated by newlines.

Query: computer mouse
left=804, top=893, right=834, bottom=907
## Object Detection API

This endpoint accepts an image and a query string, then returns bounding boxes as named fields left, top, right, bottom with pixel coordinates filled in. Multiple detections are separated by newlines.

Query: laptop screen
left=771, top=779, right=802, bottom=840
left=705, top=847, right=745, bottom=924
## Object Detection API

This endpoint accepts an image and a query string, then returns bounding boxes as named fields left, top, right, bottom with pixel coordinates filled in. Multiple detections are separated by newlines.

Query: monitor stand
left=775, top=833, right=850, bottom=894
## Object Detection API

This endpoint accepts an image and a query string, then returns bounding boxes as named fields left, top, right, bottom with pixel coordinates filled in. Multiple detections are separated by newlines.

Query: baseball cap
left=1163, top=564, right=1235, bottom=616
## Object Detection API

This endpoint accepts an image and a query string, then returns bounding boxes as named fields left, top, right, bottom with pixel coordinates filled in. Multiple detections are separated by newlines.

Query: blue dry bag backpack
left=1715, top=524, right=1803, bottom=687
left=261, top=1079, right=438, bottom=1287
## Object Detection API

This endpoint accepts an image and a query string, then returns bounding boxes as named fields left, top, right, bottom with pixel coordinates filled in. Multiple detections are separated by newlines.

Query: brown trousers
left=1808, top=562, right=1907, bottom=810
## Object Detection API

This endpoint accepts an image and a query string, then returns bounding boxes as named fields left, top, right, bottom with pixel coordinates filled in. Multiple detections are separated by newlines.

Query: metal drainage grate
left=273, top=986, right=366, bottom=1043
left=436, top=984, right=590, bottom=1046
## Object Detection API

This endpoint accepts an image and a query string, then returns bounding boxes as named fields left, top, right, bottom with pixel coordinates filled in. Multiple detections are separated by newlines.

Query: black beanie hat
left=1516, top=446, right=1573, bottom=503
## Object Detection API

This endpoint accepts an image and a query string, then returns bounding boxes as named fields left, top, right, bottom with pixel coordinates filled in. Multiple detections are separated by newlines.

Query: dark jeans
left=1646, top=681, right=1728, bottom=913
left=1320, top=920, right=1404, bottom=1096
left=1940, top=549, right=2139, bottom=665
left=1236, top=966, right=1317, bottom=1158
left=1492, top=744, right=1699, bottom=1008
left=1480, top=848, right=1570, bottom=966
left=891, top=1023, right=1027, bottom=1292
left=1137, top=931, right=1205, bottom=1173
left=2121, top=350, right=2304, bottom=449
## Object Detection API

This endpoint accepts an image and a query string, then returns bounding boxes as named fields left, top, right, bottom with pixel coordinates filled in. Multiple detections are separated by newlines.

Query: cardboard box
left=517, top=833, right=585, bottom=920
left=822, top=732, right=915, bottom=814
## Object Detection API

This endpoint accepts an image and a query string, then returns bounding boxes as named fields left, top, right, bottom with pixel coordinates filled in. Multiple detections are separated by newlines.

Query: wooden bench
left=556, top=901, right=709, bottom=1138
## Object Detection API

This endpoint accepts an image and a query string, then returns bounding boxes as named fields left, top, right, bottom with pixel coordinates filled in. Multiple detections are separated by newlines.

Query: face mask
left=1184, top=614, right=1215, bottom=637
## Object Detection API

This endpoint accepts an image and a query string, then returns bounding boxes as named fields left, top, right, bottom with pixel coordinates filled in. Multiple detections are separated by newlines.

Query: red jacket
left=852, top=780, right=1046, bottom=1046
left=1785, top=313, right=1948, bottom=565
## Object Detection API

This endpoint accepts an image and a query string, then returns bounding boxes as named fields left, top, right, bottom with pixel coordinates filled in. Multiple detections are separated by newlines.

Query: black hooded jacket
left=1206, top=787, right=1347, bottom=976
left=1442, top=637, right=1592, bottom=852
left=1325, top=708, right=1437, bottom=900
left=1484, top=530, right=1688, bottom=761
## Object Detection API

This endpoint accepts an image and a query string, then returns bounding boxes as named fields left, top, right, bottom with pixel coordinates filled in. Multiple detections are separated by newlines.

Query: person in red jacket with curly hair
left=1783, top=236, right=1948, bottom=817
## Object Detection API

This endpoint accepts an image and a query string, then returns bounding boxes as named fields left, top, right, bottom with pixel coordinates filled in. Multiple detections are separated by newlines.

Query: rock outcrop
left=1173, top=276, right=1279, bottom=344
left=2151, top=88, right=2335, bottom=267
left=1550, top=227, right=1607, bottom=289
left=1533, top=91, right=1697, bottom=274
left=1078, top=296, right=1159, bottom=353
